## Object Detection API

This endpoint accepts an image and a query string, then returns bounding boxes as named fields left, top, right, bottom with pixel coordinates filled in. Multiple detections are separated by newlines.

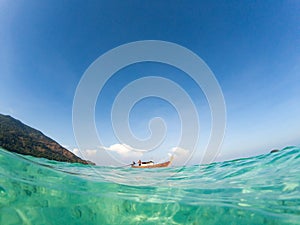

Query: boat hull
left=131, top=161, right=171, bottom=168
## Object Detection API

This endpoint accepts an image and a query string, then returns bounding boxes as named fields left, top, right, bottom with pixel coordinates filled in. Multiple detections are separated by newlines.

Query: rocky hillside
left=0, top=114, right=93, bottom=164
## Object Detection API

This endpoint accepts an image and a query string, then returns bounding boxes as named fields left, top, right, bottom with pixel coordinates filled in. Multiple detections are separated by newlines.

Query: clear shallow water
left=0, top=147, right=300, bottom=225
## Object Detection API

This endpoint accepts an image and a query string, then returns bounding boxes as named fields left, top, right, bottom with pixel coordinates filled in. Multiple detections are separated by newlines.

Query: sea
left=0, top=146, right=300, bottom=225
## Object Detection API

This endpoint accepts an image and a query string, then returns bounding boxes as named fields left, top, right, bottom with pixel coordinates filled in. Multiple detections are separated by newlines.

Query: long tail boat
left=131, top=156, right=173, bottom=168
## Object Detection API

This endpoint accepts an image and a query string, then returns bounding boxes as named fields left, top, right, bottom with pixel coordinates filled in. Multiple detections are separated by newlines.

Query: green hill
left=0, top=114, right=93, bottom=164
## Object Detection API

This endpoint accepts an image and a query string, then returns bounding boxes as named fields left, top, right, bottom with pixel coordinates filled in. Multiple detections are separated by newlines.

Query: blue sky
left=0, top=1, right=299, bottom=165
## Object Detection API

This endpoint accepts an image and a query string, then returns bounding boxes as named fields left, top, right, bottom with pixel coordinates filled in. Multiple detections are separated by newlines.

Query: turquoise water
left=0, top=146, right=300, bottom=224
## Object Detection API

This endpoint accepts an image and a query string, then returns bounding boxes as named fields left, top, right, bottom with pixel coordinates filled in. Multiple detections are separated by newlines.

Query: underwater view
left=1, top=146, right=300, bottom=225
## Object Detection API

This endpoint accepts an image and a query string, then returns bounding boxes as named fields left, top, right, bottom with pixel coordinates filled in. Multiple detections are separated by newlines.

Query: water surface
left=1, top=146, right=300, bottom=224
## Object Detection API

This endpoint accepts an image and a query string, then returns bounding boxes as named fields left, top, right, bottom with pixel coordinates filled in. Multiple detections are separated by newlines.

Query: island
left=0, top=114, right=94, bottom=165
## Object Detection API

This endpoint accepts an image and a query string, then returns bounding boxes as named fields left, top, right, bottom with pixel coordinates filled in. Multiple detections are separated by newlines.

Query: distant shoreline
left=0, top=114, right=94, bottom=165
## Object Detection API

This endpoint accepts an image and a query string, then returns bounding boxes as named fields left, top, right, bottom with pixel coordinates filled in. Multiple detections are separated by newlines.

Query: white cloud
left=85, top=149, right=97, bottom=156
left=169, top=147, right=191, bottom=166
left=171, top=146, right=189, bottom=155
left=68, top=144, right=145, bottom=166
left=72, top=148, right=80, bottom=156
left=102, top=143, right=143, bottom=158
